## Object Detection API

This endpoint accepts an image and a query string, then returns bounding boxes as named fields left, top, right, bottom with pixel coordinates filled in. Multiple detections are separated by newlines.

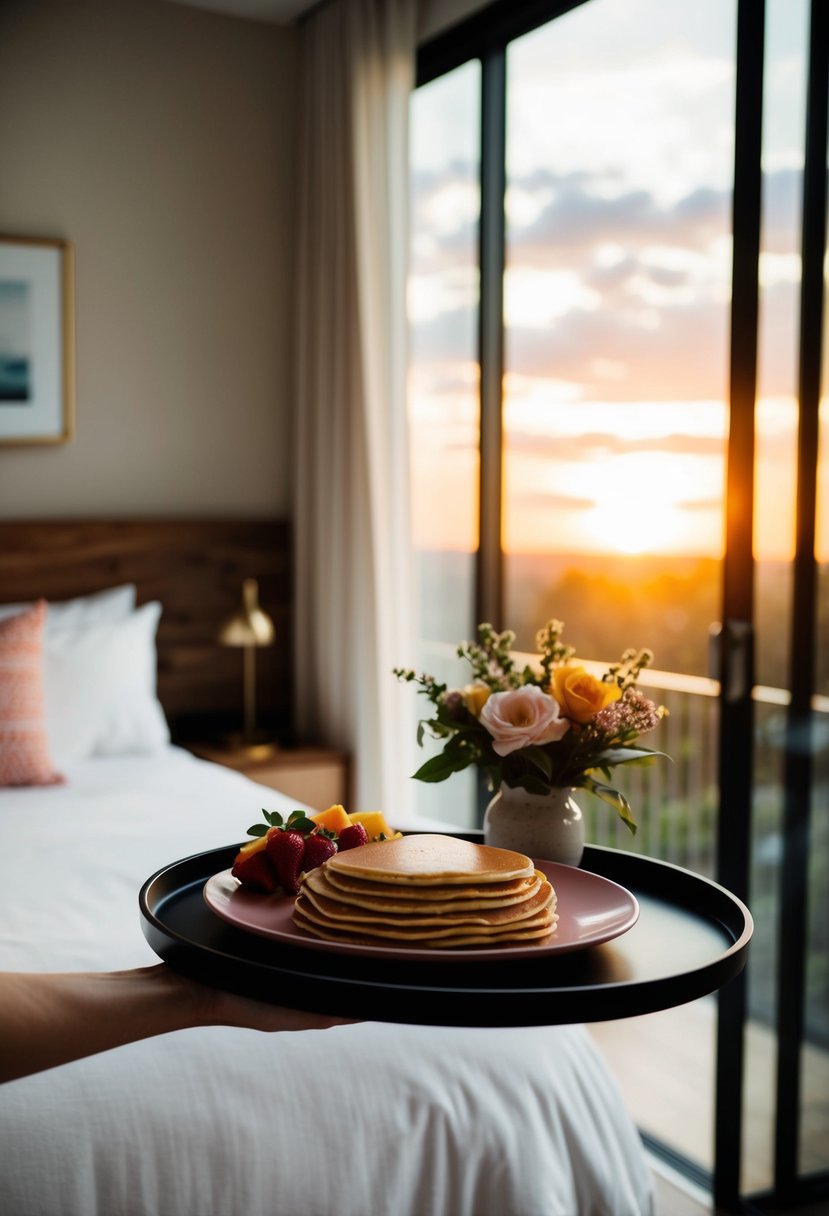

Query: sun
left=584, top=496, right=684, bottom=555
left=581, top=452, right=716, bottom=557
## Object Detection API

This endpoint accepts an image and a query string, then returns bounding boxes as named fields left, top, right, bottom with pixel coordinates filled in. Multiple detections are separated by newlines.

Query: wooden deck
left=589, top=996, right=829, bottom=1198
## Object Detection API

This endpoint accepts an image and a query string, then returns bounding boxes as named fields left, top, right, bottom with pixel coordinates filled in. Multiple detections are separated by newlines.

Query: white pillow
left=0, top=585, right=136, bottom=634
left=44, top=602, right=170, bottom=765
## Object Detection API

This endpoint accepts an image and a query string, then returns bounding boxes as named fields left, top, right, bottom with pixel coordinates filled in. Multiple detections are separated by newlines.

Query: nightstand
left=187, top=742, right=350, bottom=812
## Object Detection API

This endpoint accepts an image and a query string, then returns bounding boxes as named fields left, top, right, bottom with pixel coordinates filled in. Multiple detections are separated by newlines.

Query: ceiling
left=161, top=0, right=318, bottom=23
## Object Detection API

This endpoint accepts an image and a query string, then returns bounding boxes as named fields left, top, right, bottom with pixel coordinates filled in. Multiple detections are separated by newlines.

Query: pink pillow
left=0, top=600, right=63, bottom=787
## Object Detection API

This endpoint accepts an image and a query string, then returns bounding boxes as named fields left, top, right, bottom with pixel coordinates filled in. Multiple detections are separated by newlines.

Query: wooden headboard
left=0, top=519, right=292, bottom=741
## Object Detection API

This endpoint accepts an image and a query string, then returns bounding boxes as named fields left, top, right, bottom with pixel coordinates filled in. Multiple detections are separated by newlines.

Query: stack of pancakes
left=293, top=833, right=557, bottom=949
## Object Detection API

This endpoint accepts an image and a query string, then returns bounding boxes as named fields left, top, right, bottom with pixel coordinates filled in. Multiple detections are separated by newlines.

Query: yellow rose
left=462, top=682, right=491, bottom=717
left=550, top=664, right=621, bottom=724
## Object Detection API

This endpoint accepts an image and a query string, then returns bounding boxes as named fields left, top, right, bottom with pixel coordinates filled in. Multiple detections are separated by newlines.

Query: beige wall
left=0, top=0, right=298, bottom=519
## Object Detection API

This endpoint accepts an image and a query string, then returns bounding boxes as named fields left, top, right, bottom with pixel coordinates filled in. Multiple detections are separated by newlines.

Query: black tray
left=139, top=838, right=753, bottom=1027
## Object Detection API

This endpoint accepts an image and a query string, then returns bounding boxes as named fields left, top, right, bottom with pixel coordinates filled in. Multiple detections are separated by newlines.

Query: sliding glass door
left=408, top=2, right=827, bottom=1206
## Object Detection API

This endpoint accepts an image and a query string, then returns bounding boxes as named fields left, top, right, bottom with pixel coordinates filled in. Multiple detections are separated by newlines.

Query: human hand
left=164, top=965, right=357, bottom=1033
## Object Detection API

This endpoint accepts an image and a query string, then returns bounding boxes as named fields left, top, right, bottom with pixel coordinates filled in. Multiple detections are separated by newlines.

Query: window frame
left=413, top=0, right=829, bottom=1210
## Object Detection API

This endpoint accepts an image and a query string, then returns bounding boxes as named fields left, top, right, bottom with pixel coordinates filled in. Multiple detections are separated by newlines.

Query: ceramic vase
left=483, top=782, right=585, bottom=866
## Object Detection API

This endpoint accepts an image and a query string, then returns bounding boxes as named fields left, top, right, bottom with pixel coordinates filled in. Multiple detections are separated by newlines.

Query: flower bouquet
left=394, top=620, right=669, bottom=833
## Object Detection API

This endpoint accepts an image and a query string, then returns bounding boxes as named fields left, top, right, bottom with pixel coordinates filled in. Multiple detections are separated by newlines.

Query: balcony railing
left=414, top=640, right=829, bottom=1050
left=571, top=660, right=829, bottom=1052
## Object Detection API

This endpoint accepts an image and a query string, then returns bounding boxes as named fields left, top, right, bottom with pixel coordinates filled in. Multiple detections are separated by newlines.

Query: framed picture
left=0, top=234, right=75, bottom=445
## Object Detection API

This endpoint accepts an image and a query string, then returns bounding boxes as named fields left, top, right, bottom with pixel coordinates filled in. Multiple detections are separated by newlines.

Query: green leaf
left=420, top=717, right=454, bottom=740
left=522, top=747, right=553, bottom=780
left=286, top=811, right=316, bottom=834
left=412, top=750, right=473, bottom=783
left=505, top=773, right=552, bottom=796
left=251, top=808, right=283, bottom=835
left=581, top=774, right=638, bottom=834
left=593, top=747, right=670, bottom=769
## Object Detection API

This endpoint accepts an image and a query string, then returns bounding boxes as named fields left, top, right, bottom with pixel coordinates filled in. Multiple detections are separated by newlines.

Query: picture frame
left=0, top=234, right=75, bottom=445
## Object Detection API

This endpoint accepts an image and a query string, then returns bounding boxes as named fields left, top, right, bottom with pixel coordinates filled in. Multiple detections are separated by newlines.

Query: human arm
left=0, top=965, right=350, bottom=1084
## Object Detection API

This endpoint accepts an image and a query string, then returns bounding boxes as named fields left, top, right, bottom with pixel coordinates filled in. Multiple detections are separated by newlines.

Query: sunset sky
left=408, top=0, right=825, bottom=563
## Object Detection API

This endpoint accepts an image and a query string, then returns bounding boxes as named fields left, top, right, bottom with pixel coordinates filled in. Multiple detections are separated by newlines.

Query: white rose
left=479, top=686, right=570, bottom=757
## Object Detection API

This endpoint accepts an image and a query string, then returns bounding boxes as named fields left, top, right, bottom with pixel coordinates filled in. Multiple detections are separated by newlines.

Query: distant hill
left=414, top=549, right=826, bottom=692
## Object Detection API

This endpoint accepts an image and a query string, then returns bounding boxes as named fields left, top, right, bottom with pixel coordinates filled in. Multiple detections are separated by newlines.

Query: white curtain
left=293, top=0, right=418, bottom=816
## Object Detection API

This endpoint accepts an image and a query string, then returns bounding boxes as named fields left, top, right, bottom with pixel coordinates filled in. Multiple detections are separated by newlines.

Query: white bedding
left=0, top=747, right=653, bottom=1216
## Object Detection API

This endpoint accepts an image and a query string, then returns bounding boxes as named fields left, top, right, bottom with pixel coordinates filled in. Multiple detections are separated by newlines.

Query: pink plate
left=203, top=859, right=639, bottom=963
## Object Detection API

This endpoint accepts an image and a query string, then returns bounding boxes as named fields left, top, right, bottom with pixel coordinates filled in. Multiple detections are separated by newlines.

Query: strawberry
left=302, top=832, right=337, bottom=871
left=231, top=849, right=279, bottom=893
left=337, top=823, right=369, bottom=851
left=265, top=829, right=306, bottom=895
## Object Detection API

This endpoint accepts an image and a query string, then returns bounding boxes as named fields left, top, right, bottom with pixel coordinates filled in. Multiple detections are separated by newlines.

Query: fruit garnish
left=347, top=811, right=401, bottom=842
left=232, top=806, right=401, bottom=894
left=310, top=804, right=352, bottom=835
left=230, top=849, right=279, bottom=892
left=336, top=823, right=369, bottom=851
left=302, top=833, right=338, bottom=870
left=265, top=828, right=306, bottom=895
left=246, top=808, right=317, bottom=839
left=234, top=832, right=270, bottom=863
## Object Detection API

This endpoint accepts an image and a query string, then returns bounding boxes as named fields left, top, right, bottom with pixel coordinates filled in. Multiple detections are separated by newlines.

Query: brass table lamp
left=218, top=578, right=275, bottom=746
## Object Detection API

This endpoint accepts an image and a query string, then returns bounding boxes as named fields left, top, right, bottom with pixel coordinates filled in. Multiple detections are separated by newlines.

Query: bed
left=0, top=521, right=654, bottom=1216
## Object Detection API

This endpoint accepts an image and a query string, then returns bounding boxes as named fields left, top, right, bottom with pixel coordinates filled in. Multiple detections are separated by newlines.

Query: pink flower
left=479, top=685, right=570, bottom=756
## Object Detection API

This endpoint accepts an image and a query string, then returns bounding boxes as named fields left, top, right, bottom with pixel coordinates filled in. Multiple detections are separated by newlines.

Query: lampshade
left=218, top=578, right=275, bottom=649
left=218, top=578, right=275, bottom=748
